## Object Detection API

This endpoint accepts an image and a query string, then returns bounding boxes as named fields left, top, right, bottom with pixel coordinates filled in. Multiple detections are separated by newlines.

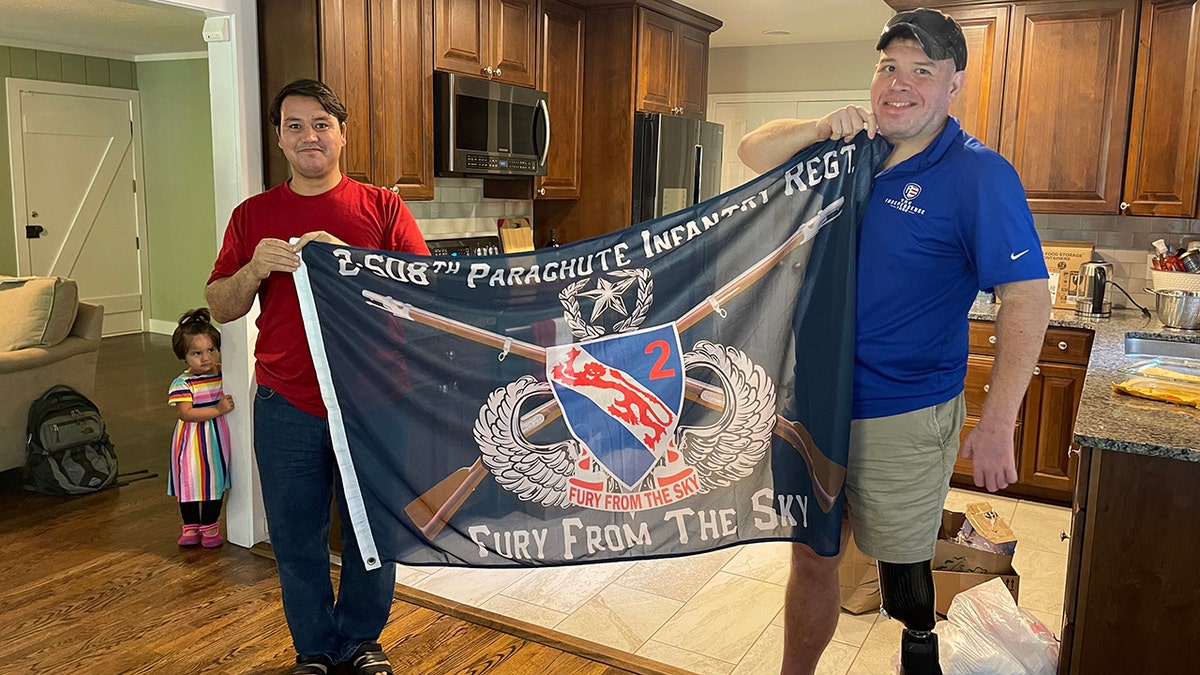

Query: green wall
left=0, top=46, right=137, bottom=276
left=136, top=59, right=215, bottom=324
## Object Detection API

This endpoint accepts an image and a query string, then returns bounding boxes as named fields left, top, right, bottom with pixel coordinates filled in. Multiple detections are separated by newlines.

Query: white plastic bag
left=945, top=577, right=1059, bottom=674
left=935, top=619, right=1025, bottom=675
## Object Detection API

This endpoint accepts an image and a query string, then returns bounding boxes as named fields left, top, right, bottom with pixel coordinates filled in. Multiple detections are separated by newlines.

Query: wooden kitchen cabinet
left=887, top=0, right=1138, bottom=215
left=258, top=0, right=435, bottom=200
left=955, top=321, right=1093, bottom=503
left=1121, top=0, right=1200, bottom=217
left=946, top=5, right=1008, bottom=148
left=535, top=0, right=585, bottom=200
left=532, top=0, right=720, bottom=244
left=1059, top=447, right=1200, bottom=673
left=635, top=8, right=709, bottom=119
left=434, top=0, right=537, bottom=87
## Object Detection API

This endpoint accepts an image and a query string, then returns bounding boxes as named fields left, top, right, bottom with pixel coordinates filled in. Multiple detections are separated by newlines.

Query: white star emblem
left=579, top=276, right=638, bottom=321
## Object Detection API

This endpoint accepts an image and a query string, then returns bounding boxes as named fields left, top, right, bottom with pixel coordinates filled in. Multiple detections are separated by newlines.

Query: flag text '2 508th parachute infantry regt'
left=294, top=136, right=887, bottom=570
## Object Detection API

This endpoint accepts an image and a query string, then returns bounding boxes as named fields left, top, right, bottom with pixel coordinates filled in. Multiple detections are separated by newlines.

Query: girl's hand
left=216, top=395, right=235, bottom=415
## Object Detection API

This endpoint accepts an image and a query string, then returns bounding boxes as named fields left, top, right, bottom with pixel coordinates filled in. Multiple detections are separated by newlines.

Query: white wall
left=708, top=40, right=878, bottom=95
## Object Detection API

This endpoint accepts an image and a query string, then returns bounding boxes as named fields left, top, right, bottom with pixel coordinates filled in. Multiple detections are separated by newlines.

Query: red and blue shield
left=903, top=182, right=922, bottom=200
left=546, top=324, right=685, bottom=489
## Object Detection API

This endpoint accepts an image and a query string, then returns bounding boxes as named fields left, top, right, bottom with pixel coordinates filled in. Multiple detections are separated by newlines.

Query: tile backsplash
left=407, top=177, right=532, bottom=240
left=1034, top=213, right=1200, bottom=310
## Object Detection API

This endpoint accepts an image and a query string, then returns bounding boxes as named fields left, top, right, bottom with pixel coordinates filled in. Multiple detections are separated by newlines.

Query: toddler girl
left=168, top=308, right=233, bottom=547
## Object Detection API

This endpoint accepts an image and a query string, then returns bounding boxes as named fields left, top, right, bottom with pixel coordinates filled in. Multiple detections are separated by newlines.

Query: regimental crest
left=903, top=182, right=922, bottom=201
left=473, top=267, right=778, bottom=514
left=547, top=325, right=685, bottom=489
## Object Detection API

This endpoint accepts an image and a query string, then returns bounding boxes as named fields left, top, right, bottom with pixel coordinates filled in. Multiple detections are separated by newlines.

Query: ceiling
left=0, top=0, right=894, bottom=61
left=684, top=0, right=894, bottom=48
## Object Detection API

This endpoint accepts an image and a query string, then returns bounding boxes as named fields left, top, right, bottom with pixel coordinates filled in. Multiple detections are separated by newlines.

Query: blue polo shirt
left=853, top=117, right=1047, bottom=419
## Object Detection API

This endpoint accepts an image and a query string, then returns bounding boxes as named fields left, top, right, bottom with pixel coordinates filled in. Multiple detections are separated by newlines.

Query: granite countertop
left=969, top=304, right=1200, bottom=462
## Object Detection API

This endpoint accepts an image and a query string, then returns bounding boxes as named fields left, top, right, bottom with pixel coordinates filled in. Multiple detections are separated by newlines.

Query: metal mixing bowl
left=1151, top=288, right=1200, bottom=330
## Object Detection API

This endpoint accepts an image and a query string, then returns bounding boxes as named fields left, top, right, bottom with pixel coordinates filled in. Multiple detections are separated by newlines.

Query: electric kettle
left=1075, top=261, right=1113, bottom=317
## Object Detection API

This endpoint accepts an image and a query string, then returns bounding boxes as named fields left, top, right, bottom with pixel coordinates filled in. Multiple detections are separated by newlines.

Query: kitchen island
left=975, top=304, right=1200, bottom=674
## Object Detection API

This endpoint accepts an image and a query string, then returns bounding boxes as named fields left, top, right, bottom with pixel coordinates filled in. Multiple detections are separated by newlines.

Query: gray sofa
left=0, top=276, right=104, bottom=472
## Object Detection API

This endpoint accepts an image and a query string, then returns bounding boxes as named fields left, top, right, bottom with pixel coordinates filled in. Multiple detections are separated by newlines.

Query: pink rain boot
left=178, top=524, right=201, bottom=547
left=199, top=523, right=224, bottom=548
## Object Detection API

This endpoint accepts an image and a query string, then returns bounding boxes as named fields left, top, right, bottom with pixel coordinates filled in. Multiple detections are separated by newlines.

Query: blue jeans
left=253, top=385, right=396, bottom=663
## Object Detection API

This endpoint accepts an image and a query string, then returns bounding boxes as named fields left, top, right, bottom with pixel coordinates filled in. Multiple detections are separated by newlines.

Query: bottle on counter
left=1152, top=238, right=1185, bottom=272
left=546, top=228, right=560, bottom=248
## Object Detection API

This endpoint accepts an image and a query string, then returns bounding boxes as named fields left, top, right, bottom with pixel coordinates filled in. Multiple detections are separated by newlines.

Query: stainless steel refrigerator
left=631, top=112, right=724, bottom=225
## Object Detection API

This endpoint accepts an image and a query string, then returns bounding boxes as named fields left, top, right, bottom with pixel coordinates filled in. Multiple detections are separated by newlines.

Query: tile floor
left=394, top=488, right=1072, bottom=674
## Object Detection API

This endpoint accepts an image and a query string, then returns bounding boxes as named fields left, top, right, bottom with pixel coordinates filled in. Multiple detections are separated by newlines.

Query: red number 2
left=645, top=340, right=676, bottom=379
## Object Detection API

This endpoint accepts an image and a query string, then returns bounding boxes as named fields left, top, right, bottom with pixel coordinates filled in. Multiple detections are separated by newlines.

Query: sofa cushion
left=0, top=276, right=79, bottom=351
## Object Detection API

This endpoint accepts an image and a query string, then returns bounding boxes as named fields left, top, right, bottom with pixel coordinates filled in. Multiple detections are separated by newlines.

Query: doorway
left=6, top=78, right=150, bottom=336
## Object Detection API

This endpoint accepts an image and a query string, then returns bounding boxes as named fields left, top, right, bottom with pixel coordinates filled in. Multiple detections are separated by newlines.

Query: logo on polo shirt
left=883, top=182, right=927, bottom=215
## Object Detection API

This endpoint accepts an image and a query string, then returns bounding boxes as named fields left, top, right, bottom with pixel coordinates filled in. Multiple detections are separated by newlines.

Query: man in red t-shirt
left=207, top=79, right=428, bottom=675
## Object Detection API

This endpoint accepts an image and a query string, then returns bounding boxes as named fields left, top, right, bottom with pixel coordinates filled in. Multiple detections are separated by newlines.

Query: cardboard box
left=1041, top=241, right=1094, bottom=309
left=931, top=507, right=1020, bottom=616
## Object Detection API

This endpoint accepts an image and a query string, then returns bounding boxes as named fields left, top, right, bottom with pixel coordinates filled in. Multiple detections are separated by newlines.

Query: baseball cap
left=876, top=8, right=968, bottom=72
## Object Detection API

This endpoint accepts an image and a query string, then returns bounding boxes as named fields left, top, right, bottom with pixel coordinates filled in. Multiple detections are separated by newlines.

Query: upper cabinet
left=434, top=0, right=538, bottom=87
left=946, top=6, right=1009, bottom=149
left=1122, top=0, right=1200, bottom=217
left=635, top=8, right=709, bottom=118
left=997, top=0, right=1136, bottom=214
left=258, top=0, right=434, bottom=200
left=892, top=0, right=1200, bottom=217
left=536, top=0, right=586, bottom=199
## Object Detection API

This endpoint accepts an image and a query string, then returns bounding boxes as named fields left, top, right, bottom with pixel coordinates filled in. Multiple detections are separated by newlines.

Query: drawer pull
left=1061, top=530, right=1070, bottom=542
left=988, top=335, right=997, bottom=344
left=1058, top=341, right=1068, bottom=351
left=1033, top=366, right=1041, bottom=376
left=983, top=384, right=990, bottom=393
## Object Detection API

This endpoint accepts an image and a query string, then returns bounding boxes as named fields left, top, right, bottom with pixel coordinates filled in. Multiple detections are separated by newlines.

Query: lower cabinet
left=953, top=321, right=1093, bottom=504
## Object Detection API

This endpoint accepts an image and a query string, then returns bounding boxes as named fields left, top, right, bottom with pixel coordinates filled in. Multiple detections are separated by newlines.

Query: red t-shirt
left=208, top=176, right=430, bottom=417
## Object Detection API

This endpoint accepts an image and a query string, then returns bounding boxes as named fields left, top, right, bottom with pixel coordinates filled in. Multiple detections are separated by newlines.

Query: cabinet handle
left=1068, top=444, right=1081, bottom=457
left=494, top=67, right=502, bottom=78
left=988, top=335, right=996, bottom=344
left=1033, top=366, right=1041, bottom=376
left=1058, top=341, right=1068, bottom=351
left=537, top=187, right=546, bottom=196
left=983, top=384, right=989, bottom=393
left=1060, top=530, right=1070, bottom=542
left=483, top=66, right=494, bottom=77
left=1120, top=201, right=1130, bottom=212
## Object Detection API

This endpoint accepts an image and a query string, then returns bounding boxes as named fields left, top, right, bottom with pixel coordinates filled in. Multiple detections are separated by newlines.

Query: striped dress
left=167, top=371, right=231, bottom=501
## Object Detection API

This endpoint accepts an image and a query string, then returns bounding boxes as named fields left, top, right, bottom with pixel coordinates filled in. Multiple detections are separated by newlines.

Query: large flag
left=295, top=136, right=886, bottom=570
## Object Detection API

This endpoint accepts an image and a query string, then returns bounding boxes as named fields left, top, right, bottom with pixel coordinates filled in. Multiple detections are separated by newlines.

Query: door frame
left=5, top=78, right=152, bottom=333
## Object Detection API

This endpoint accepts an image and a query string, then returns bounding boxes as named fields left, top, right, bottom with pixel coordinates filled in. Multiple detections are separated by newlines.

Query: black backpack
left=24, top=385, right=119, bottom=495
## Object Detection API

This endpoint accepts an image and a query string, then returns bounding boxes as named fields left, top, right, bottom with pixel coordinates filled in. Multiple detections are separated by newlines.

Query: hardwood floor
left=0, top=333, right=637, bottom=674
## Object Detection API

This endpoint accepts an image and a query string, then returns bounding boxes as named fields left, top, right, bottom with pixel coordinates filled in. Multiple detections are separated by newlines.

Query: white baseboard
left=148, top=319, right=176, bottom=336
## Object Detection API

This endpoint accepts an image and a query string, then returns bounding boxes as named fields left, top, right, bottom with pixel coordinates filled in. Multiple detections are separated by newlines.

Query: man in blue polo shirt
left=738, top=8, right=1051, bottom=675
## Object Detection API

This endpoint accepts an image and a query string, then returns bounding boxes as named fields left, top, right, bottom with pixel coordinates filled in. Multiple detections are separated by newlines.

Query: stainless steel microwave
left=434, top=71, right=549, bottom=177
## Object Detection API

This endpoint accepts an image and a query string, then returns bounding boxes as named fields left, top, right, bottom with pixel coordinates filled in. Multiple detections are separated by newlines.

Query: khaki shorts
left=845, top=393, right=965, bottom=564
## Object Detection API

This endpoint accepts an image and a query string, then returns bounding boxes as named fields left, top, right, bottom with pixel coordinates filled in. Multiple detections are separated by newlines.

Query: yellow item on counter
left=1137, top=365, right=1200, bottom=383
left=1112, top=377, right=1200, bottom=409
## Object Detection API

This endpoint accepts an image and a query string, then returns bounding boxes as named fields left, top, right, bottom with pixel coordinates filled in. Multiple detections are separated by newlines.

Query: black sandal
left=290, top=654, right=333, bottom=674
left=349, top=642, right=393, bottom=675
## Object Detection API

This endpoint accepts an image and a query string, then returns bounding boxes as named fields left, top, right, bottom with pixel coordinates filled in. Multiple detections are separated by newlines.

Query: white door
left=7, top=79, right=149, bottom=336
left=708, top=90, right=871, bottom=191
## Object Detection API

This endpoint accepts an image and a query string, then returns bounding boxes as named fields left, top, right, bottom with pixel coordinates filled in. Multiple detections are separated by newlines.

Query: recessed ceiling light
left=762, top=29, right=793, bottom=36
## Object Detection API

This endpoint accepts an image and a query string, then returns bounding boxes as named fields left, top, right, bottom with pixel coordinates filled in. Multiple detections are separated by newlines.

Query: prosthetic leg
left=878, top=560, right=942, bottom=675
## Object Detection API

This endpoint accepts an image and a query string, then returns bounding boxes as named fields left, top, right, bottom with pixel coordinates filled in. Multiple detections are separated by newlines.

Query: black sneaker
left=349, top=641, right=393, bottom=675
left=290, top=654, right=334, bottom=675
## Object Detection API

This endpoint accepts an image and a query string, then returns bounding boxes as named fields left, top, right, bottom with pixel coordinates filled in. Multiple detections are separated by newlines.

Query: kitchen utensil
left=1144, top=287, right=1200, bottom=330
left=1075, top=261, right=1113, bottom=317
